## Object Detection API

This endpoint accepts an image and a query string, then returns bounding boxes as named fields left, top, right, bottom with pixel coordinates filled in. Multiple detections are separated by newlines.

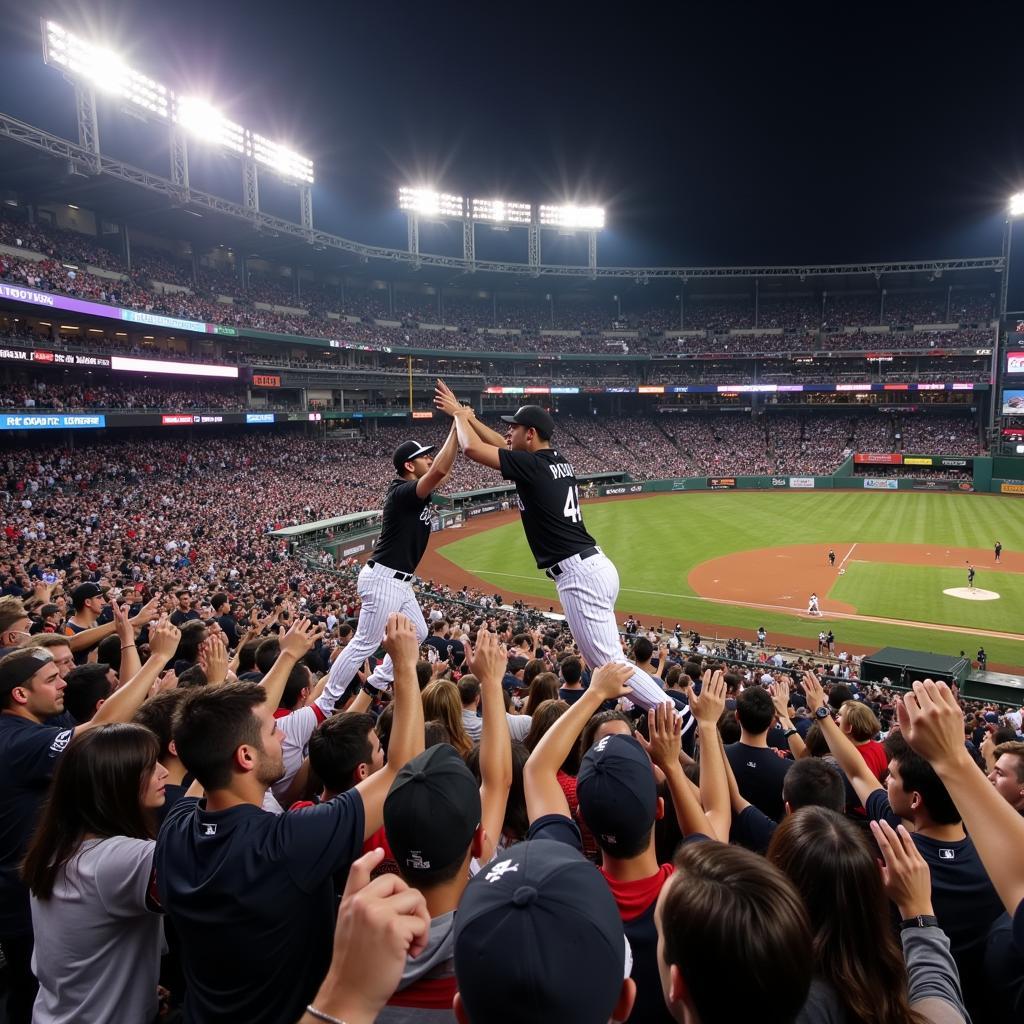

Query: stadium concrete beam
left=0, top=109, right=1007, bottom=283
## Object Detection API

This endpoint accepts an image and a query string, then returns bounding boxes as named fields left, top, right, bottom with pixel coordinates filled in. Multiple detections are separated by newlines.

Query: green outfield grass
left=828, top=562, right=1024, bottom=633
left=438, top=491, right=1024, bottom=668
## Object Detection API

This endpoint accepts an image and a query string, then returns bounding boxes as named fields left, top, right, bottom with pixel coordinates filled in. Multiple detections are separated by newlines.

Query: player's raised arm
left=414, top=420, right=459, bottom=499
left=435, top=385, right=502, bottom=469
left=437, top=379, right=507, bottom=447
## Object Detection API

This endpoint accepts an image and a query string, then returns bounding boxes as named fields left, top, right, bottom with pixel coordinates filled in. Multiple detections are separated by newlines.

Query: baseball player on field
left=435, top=380, right=688, bottom=721
left=318, top=424, right=459, bottom=708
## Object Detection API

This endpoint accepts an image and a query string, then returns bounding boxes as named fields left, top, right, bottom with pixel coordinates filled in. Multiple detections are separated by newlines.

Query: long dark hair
left=523, top=672, right=560, bottom=717
left=767, top=807, right=924, bottom=1024
left=22, top=723, right=160, bottom=900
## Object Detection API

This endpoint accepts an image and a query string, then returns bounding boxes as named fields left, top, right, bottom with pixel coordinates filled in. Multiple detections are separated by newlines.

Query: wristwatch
left=899, top=915, right=939, bottom=930
left=814, top=706, right=830, bottom=720
left=783, top=728, right=799, bottom=738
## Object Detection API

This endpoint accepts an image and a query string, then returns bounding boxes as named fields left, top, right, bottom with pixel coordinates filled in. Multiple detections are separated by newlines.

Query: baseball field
left=419, top=491, right=1024, bottom=672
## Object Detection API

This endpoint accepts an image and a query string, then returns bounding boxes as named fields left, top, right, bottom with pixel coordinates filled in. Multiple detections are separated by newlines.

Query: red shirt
left=858, top=739, right=889, bottom=782
left=600, top=862, right=675, bottom=922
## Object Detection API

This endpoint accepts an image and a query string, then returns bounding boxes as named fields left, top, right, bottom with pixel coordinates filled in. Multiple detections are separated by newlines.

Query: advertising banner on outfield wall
left=1001, top=482, right=1024, bottom=494
left=854, top=453, right=903, bottom=465
left=771, top=477, right=788, bottom=488
left=601, top=484, right=645, bottom=496
left=789, top=477, right=815, bottom=488
left=467, top=502, right=503, bottom=517
left=864, top=478, right=899, bottom=490
left=936, top=457, right=972, bottom=469
left=708, top=478, right=737, bottom=490
left=911, top=481, right=960, bottom=491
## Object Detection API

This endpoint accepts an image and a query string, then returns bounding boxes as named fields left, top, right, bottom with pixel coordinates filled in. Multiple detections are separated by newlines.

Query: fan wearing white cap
left=317, top=423, right=459, bottom=711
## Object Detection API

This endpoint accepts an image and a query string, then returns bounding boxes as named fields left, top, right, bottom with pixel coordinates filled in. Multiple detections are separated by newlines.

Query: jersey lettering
left=548, top=462, right=577, bottom=480
left=563, top=485, right=582, bottom=523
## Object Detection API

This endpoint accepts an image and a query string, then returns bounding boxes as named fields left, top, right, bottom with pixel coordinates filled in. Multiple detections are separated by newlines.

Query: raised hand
left=870, top=819, right=934, bottom=919
left=466, top=628, right=508, bottom=687
left=312, top=848, right=432, bottom=1023
left=896, top=679, right=967, bottom=771
left=801, top=669, right=826, bottom=713
left=769, top=678, right=791, bottom=718
left=690, top=669, right=726, bottom=724
left=198, top=632, right=229, bottom=685
left=382, top=613, right=419, bottom=671
left=590, top=661, right=634, bottom=703
left=279, top=617, right=323, bottom=660
left=112, top=600, right=134, bottom=643
left=129, top=595, right=161, bottom=630
left=646, top=700, right=682, bottom=770
left=147, top=617, right=181, bottom=663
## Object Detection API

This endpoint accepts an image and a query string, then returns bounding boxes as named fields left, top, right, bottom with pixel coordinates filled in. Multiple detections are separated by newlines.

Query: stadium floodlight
left=1011, top=193, right=1024, bottom=218
left=538, top=203, right=605, bottom=230
left=43, top=21, right=170, bottom=119
left=249, top=132, right=314, bottom=184
left=399, top=187, right=464, bottom=219
left=471, top=198, right=532, bottom=224
left=174, top=96, right=245, bottom=155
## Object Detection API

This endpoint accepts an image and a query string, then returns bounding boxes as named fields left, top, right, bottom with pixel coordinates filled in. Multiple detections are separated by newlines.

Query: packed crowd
left=0, top=212, right=998, bottom=360
left=0, top=378, right=273, bottom=413
left=0, top=494, right=1021, bottom=1023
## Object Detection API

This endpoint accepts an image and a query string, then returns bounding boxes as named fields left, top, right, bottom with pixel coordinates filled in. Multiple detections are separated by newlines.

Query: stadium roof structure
left=0, top=109, right=1005, bottom=294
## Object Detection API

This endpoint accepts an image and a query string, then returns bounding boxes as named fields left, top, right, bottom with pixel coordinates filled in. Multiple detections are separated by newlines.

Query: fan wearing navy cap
left=318, top=424, right=459, bottom=713
left=375, top=628, right=512, bottom=1023
left=523, top=664, right=731, bottom=1023
left=435, top=380, right=685, bottom=718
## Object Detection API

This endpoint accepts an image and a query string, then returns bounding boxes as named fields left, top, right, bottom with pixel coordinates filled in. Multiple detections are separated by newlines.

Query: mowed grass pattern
left=829, top=563, right=1024, bottom=633
left=439, top=491, right=1024, bottom=667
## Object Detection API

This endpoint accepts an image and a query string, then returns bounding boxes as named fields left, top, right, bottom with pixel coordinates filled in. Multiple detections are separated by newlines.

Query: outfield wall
left=595, top=475, right=980, bottom=495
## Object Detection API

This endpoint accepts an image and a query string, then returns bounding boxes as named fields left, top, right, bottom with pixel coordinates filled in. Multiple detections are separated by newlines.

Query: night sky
left=2, top=1, right=1023, bottom=268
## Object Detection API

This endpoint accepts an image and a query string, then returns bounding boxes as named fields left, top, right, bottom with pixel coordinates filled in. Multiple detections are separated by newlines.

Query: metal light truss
left=42, top=20, right=313, bottom=185
left=471, top=198, right=532, bottom=224
left=0, top=111, right=1006, bottom=282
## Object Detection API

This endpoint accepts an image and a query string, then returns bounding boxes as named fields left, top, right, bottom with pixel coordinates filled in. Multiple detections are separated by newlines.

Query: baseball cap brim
left=405, top=444, right=436, bottom=461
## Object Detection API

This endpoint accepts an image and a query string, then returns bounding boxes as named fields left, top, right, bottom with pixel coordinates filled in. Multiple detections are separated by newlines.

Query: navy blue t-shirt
left=155, top=791, right=364, bottom=1024
left=864, top=789, right=1006, bottom=1015
left=0, top=715, right=75, bottom=934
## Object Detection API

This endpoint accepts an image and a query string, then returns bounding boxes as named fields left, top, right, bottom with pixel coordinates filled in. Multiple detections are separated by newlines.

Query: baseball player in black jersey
left=435, top=381, right=687, bottom=719
left=319, top=425, right=459, bottom=705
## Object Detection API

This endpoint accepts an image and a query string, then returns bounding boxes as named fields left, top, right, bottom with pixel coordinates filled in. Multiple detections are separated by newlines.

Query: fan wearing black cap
left=62, top=583, right=160, bottom=666
left=435, top=379, right=684, bottom=716
left=317, top=423, right=459, bottom=715
left=0, top=617, right=181, bottom=1024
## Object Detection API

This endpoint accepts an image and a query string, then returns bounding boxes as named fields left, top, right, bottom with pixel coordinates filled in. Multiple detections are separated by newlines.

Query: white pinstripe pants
left=553, top=551, right=673, bottom=712
left=318, top=562, right=428, bottom=710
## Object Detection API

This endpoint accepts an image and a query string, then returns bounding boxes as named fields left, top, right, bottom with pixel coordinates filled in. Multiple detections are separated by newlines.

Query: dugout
left=859, top=647, right=971, bottom=689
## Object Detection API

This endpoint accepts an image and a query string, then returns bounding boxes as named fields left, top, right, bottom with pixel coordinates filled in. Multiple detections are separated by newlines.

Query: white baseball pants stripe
left=554, top=552, right=684, bottom=719
left=317, top=562, right=428, bottom=713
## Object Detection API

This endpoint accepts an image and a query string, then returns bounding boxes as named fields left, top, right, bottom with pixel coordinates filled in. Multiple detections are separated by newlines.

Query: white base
left=943, top=587, right=1000, bottom=602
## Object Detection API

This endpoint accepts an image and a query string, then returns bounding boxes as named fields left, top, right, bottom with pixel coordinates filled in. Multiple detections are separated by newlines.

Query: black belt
left=368, top=560, right=414, bottom=582
left=545, top=546, right=600, bottom=579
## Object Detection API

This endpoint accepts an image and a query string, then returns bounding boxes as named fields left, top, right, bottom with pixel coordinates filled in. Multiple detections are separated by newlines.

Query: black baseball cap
left=500, top=405, right=555, bottom=441
left=454, top=839, right=627, bottom=1024
left=576, top=733, right=657, bottom=850
left=392, top=440, right=437, bottom=474
left=70, top=582, right=107, bottom=608
left=384, top=744, right=481, bottom=877
left=0, top=648, right=55, bottom=698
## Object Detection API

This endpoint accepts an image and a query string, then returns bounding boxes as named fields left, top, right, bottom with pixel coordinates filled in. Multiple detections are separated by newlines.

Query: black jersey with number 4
left=370, top=478, right=432, bottom=574
left=499, top=447, right=596, bottom=569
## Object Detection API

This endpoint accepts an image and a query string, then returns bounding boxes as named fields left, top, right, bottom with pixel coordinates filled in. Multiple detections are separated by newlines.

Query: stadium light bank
left=40, top=19, right=315, bottom=227
left=398, top=185, right=605, bottom=275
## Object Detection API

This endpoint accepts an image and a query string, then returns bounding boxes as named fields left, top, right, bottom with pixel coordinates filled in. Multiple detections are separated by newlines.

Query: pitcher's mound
left=943, top=587, right=1000, bottom=601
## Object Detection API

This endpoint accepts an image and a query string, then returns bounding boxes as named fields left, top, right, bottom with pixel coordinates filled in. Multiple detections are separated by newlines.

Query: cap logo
left=485, top=859, right=520, bottom=884
left=406, top=851, right=431, bottom=870
left=595, top=735, right=611, bottom=753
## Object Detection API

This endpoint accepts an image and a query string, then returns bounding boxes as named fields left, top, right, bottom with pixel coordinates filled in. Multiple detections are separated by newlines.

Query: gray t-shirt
left=30, top=836, right=163, bottom=1024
